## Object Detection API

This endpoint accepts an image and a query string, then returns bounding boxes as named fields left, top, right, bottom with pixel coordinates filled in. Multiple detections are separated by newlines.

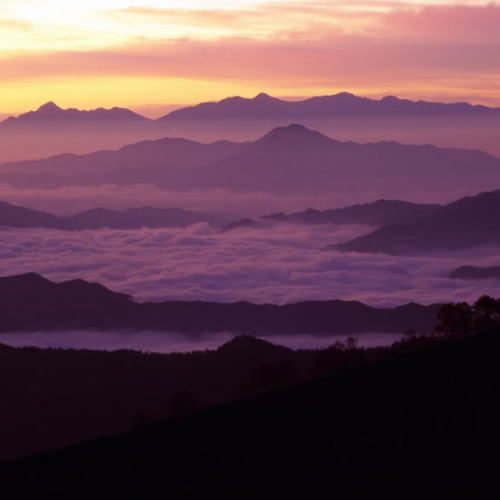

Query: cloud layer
left=1, top=223, right=500, bottom=307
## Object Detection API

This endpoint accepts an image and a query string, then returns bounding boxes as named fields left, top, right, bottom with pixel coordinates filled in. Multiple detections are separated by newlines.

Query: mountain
left=450, top=265, right=500, bottom=280
left=0, top=136, right=242, bottom=175
left=0, top=273, right=440, bottom=334
left=0, top=200, right=231, bottom=229
left=0, top=200, right=62, bottom=228
left=2, top=125, right=500, bottom=202
left=3, top=94, right=500, bottom=163
left=334, top=190, right=500, bottom=254
left=264, top=199, right=442, bottom=226
left=1, top=102, right=149, bottom=127
left=3, top=331, right=500, bottom=498
left=159, top=92, right=500, bottom=121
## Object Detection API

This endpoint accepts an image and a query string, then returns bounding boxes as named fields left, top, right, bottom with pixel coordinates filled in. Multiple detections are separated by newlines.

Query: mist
left=0, top=330, right=402, bottom=353
left=1, top=223, right=499, bottom=307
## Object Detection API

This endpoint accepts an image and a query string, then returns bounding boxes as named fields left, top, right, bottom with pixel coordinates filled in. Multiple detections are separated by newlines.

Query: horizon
left=1, top=0, right=499, bottom=114
left=3, top=89, right=500, bottom=119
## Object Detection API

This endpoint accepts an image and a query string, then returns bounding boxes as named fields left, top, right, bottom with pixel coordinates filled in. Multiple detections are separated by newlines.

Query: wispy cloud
left=0, top=1, right=499, bottom=108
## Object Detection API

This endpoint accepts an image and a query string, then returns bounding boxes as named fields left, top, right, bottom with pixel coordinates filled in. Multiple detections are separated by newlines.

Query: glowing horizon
left=1, top=0, right=499, bottom=114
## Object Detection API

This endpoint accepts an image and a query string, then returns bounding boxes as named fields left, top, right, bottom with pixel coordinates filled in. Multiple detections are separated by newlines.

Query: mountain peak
left=37, top=101, right=62, bottom=113
left=254, top=92, right=274, bottom=101
left=258, top=123, right=333, bottom=144
left=333, top=92, right=358, bottom=100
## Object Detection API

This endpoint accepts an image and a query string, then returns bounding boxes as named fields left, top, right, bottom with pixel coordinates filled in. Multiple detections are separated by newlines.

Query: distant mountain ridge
left=264, top=200, right=442, bottom=227
left=159, top=92, right=500, bottom=121
left=0, top=136, right=242, bottom=175
left=335, top=190, right=500, bottom=254
left=4, top=92, right=500, bottom=129
left=1, top=102, right=149, bottom=127
left=0, top=200, right=230, bottom=229
left=2, top=124, right=499, bottom=201
left=0, top=273, right=440, bottom=335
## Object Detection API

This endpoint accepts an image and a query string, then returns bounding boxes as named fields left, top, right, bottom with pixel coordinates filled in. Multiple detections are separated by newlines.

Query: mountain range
left=4, top=93, right=500, bottom=129
left=2, top=124, right=500, bottom=202
left=2, top=93, right=500, bottom=162
left=0, top=273, right=440, bottom=335
left=264, top=199, right=442, bottom=226
left=1, top=101, right=148, bottom=127
left=0, top=200, right=230, bottom=230
left=0, top=198, right=443, bottom=231
left=158, top=92, right=500, bottom=121
left=335, top=190, right=500, bottom=254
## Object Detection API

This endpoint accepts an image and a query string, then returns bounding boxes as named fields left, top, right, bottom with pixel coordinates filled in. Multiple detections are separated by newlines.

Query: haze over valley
left=2, top=1, right=500, bottom=495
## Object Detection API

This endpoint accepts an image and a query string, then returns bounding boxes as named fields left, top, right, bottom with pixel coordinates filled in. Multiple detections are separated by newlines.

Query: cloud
left=1, top=223, right=500, bottom=308
left=0, top=3, right=499, bottom=105
left=0, top=182, right=473, bottom=217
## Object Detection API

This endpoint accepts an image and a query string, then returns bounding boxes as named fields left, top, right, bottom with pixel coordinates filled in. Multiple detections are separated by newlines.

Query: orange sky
left=1, top=0, right=499, bottom=115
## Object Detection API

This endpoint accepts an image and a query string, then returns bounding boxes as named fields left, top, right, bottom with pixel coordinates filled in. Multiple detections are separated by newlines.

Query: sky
left=0, top=0, right=499, bottom=114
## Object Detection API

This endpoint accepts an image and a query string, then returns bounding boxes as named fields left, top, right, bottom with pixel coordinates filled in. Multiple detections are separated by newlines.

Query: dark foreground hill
left=0, top=273, right=440, bottom=335
left=0, top=336, right=309, bottom=460
left=335, top=190, right=500, bottom=254
left=2, top=331, right=500, bottom=499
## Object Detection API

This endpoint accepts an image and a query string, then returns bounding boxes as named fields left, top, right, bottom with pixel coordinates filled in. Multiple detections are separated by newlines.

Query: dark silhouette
left=1, top=102, right=148, bottom=127
left=335, top=190, right=500, bottom=254
left=450, top=265, right=500, bottom=280
left=0, top=136, right=241, bottom=175
left=0, top=273, right=440, bottom=335
left=263, top=199, right=441, bottom=226
left=435, top=295, right=500, bottom=337
left=0, top=200, right=231, bottom=229
left=2, top=320, right=500, bottom=498
left=158, top=92, right=500, bottom=121
left=2, top=125, right=499, bottom=202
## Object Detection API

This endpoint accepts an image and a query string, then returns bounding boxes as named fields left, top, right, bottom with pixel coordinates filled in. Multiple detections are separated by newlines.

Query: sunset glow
left=1, top=0, right=499, bottom=114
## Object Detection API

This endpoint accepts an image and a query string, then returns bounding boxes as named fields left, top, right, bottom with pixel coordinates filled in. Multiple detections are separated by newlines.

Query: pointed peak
left=260, top=123, right=332, bottom=142
left=254, top=92, right=273, bottom=101
left=382, top=95, right=400, bottom=102
left=37, top=101, right=62, bottom=113
left=333, top=91, right=357, bottom=100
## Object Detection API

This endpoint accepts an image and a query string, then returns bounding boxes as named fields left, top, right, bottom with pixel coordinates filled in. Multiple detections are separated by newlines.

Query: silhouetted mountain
left=0, top=200, right=62, bottom=228
left=159, top=92, right=500, bottom=121
left=3, top=125, right=499, bottom=200
left=1, top=102, right=148, bottom=127
left=3, top=331, right=500, bottom=498
left=0, top=273, right=440, bottom=335
left=66, top=206, right=230, bottom=229
left=450, top=265, right=500, bottom=280
left=335, top=190, right=500, bottom=254
left=0, top=200, right=230, bottom=229
left=0, top=136, right=242, bottom=175
left=264, top=199, right=442, bottom=226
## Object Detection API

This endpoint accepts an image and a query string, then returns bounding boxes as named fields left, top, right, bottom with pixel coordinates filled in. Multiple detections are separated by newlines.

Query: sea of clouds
left=1, top=222, right=499, bottom=307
